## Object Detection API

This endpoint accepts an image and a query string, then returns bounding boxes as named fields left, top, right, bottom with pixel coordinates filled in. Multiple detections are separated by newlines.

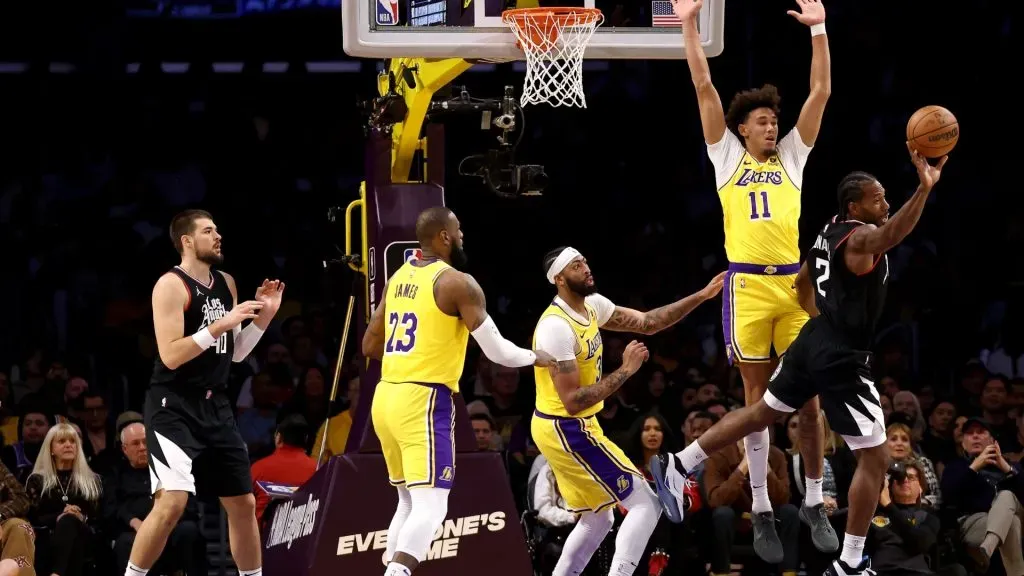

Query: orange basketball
left=906, top=105, right=959, bottom=158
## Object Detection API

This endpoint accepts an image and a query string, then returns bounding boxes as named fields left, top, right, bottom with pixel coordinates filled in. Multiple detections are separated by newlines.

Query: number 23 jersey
left=380, top=259, right=470, bottom=392
left=709, top=129, right=812, bottom=266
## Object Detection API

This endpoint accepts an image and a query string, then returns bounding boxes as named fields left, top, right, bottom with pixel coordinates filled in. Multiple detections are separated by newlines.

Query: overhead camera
left=451, top=86, right=548, bottom=198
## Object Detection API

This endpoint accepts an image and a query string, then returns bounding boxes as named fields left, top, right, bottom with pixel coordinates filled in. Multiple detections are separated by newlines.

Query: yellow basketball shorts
left=722, top=263, right=809, bottom=364
left=531, top=411, right=641, bottom=513
left=371, top=381, right=456, bottom=489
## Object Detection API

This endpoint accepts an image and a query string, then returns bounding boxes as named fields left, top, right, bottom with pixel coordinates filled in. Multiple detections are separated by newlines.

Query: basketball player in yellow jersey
left=659, top=0, right=838, bottom=563
left=533, top=246, right=724, bottom=576
left=362, top=206, right=555, bottom=576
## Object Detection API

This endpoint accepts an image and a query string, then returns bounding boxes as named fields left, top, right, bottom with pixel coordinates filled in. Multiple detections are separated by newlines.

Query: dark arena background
left=0, top=0, right=1019, bottom=575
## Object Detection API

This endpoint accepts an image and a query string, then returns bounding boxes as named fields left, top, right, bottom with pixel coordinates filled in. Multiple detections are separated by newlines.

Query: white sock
left=238, top=569, right=262, bottom=576
left=744, top=428, right=771, bottom=514
left=125, top=562, right=149, bottom=576
left=384, top=563, right=412, bottom=576
left=840, top=533, right=866, bottom=567
left=805, top=476, right=824, bottom=507
left=678, top=440, right=709, bottom=473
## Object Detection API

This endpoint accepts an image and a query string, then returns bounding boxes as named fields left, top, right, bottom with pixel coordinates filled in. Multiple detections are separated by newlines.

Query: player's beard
left=449, top=243, right=468, bottom=270
left=565, top=277, right=597, bottom=297
left=197, top=247, right=224, bottom=266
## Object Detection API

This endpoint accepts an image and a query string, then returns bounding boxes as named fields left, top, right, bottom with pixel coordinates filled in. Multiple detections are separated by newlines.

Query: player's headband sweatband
left=546, top=247, right=582, bottom=285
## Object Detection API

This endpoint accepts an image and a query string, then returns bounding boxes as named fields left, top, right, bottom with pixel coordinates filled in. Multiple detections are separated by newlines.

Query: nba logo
left=404, top=248, right=422, bottom=262
left=376, top=0, right=399, bottom=25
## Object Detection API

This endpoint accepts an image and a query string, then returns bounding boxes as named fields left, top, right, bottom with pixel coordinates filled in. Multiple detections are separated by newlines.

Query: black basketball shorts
left=144, top=386, right=253, bottom=497
left=763, top=318, right=887, bottom=451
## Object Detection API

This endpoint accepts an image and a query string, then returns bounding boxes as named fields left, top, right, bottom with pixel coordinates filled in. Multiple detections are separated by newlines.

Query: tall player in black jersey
left=650, top=144, right=948, bottom=576
left=125, top=209, right=284, bottom=576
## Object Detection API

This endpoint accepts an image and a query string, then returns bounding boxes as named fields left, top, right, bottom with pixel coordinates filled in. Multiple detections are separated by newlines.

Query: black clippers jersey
left=151, top=267, right=234, bottom=391
left=807, top=218, right=889, bottom=348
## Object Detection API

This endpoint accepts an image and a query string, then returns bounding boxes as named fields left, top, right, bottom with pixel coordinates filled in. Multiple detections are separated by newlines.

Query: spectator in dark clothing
left=0, top=396, right=57, bottom=486
left=104, top=422, right=201, bottom=576
left=940, top=417, right=1024, bottom=574
left=71, top=392, right=117, bottom=477
left=869, top=459, right=964, bottom=576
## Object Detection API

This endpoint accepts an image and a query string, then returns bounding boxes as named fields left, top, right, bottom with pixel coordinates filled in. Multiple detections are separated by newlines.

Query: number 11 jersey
left=708, top=129, right=812, bottom=266
left=380, top=259, right=469, bottom=392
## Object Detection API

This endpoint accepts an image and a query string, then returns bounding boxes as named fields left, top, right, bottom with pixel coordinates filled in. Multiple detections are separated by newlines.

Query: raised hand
left=787, top=0, right=825, bottom=26
left=700, top=271, right=727, bottom=300
left=219, top=300, right=265, bottom=332
left=671, top=0, right=702, bottom=23
left=620, top=340, right=650, bottom=375
left=907, top=142, right=948, bottom=190
left=255, top=279, right=286, bottom=315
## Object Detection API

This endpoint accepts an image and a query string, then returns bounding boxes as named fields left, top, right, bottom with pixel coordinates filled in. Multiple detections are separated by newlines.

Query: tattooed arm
left=592, top=272, right=726, bottom=335
left=537, top=316, right=649, bottom=415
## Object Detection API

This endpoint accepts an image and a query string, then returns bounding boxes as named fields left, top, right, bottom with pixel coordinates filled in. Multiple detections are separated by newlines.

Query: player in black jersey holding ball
left=125, top=209, right=284, bottom=576
left=651, top=143, right=948, bottom=576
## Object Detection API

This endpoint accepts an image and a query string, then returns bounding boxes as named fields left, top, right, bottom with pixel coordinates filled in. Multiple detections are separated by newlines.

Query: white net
left=502, top=8, right=604, bottom=108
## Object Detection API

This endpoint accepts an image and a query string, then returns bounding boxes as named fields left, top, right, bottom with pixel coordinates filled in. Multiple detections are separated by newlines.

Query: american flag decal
left=651, top=0, right=681, bottom=27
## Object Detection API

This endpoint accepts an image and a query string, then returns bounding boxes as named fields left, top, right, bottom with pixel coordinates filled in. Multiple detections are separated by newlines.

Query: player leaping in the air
left=655, top=144, right=948, bottom=576
left=362, top=206, right=555, bottom=576
left=532, top=246, right=723, bottom=576
left=659, top=0, right=836, bottom=563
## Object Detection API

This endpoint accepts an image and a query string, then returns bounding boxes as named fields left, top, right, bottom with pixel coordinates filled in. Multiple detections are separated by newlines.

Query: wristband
left=810, top=23, right=826, bottom=37
left=192, top=327, right=216, bottom=349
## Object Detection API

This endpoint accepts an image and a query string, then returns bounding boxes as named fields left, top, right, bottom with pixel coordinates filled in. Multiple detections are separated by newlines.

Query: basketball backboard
left=342, top=0, right=724, bottom=60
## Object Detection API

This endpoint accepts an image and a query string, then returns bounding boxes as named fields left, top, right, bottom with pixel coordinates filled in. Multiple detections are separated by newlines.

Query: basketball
left=906, top=105, right=959, bottom=158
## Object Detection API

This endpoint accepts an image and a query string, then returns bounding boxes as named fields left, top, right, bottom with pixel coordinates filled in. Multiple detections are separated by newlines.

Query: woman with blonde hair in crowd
left=25, top=423, right=101, bottom=576
left=891, top=391, right=927, bottom=443
left=885, top=421, right=942, bottom=507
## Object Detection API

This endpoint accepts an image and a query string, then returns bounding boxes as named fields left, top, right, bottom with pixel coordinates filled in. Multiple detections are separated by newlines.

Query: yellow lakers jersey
left=711, top=131, right=809, bottom=266
left=380, top=260, right=469, bottom=392
left=533, top=301, right=603, bottom=418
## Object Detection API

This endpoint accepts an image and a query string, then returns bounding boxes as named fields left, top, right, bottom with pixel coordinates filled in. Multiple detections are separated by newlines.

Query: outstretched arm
left=447, top=272, right=554, bottom=368
left=788, top=0, right=831, bottom=146
left=674, top=0, right=726, bottom=144
left=844, top=146, right=948, bottom=272
left=599, top=272, right=725, bottom=335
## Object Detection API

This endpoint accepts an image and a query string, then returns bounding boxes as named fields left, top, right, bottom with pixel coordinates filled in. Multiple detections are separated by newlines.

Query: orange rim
left=501, top=6, right=603, bottom=28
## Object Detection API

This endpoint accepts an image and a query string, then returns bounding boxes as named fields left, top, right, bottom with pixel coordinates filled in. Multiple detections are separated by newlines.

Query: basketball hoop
left=501, top=7, right=604, bottom=108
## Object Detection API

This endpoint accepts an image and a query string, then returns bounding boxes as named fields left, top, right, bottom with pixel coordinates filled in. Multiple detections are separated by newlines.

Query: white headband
left=546, top=247, right=582, bottom=285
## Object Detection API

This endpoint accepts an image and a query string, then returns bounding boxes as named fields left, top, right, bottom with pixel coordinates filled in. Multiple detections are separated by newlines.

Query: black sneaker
left=750, top=511, right=784, bottom=564
left=823, top=558, right=876, bottom=576
left=800, top=502, right=840, bottom=552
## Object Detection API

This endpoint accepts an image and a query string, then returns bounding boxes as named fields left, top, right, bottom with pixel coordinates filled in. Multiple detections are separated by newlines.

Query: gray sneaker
left=751, top=511, right=784, bottom=564
left=800, top=502, right=840, bottom=552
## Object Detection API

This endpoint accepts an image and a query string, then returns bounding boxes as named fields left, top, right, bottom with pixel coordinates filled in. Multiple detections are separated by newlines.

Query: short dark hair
left=469, top=413, right=495, bottom=430
left=836, top=172, right=877, bottom=220
left=276, top=414, right=310, bottom=448
left=725, top=84, right=782, bottom=137
left=415, top=206, right=453, bottom=247
left=169, top=209, right=213, bottom=254
left=542, top=246, right=568, bottom=275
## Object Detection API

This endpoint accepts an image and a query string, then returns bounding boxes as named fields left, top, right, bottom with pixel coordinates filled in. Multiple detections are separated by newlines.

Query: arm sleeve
left=776, top=128, right=813, bottom=189
left=232, top=323, right=266, bottom=363
left=706, top=130, right=747, bottom=189
left=534, top=317, right=579, bottom=362
left=585, top=294, right=616, bottom=327
left=471, top=315, right=537, bottom=367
